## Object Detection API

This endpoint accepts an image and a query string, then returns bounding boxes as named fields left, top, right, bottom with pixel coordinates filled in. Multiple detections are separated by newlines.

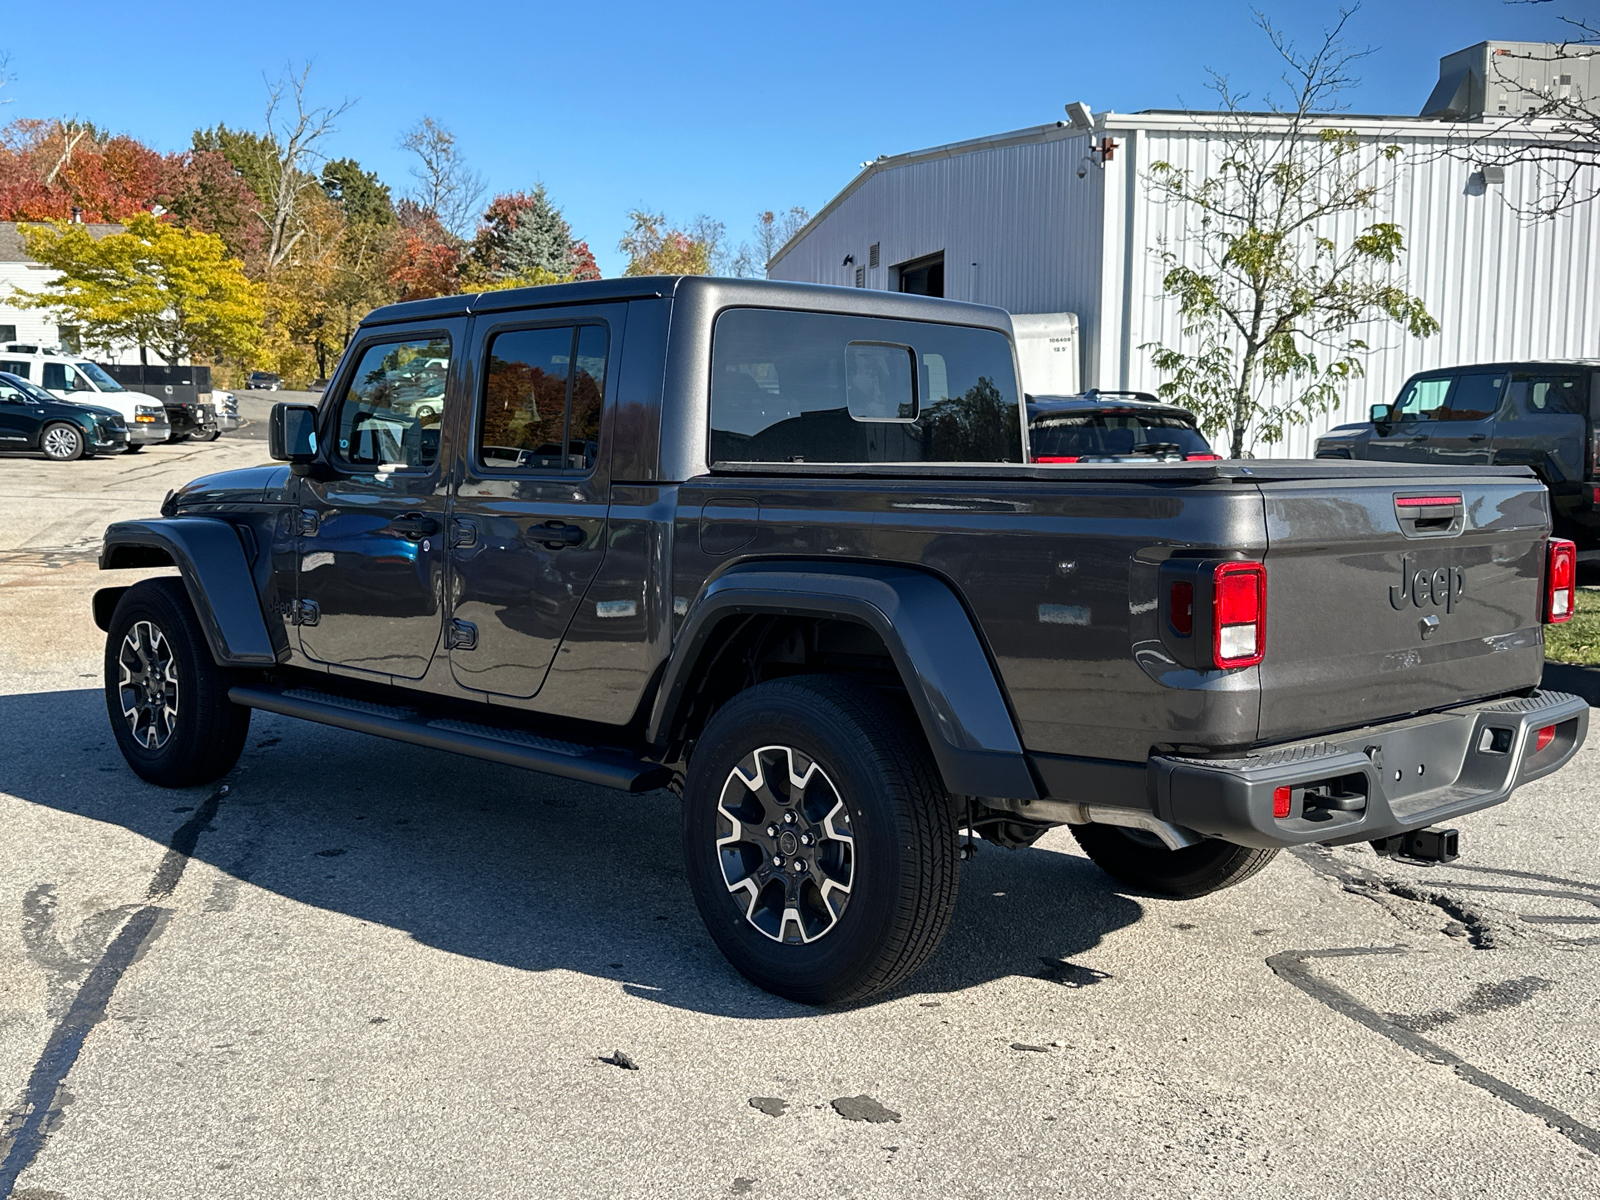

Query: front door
left=297, top=321, right=465, bottom=679
left=1367, top=373, right=1449, bottom=462
left=447, top=305, right=623, bottom=698
left=1428, top=369, right=1506, bottom=466
left=0, top=377, right=42, bottom=448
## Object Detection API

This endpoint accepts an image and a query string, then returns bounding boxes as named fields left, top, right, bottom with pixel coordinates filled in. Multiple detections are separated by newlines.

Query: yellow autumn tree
left=18, top=213, right=264, bottom=364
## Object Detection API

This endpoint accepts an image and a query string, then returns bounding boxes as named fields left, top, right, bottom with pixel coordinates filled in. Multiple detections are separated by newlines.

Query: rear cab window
left=709, top=309, right=1022, bottom=464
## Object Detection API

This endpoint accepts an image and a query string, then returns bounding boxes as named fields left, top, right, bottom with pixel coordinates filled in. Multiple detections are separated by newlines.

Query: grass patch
left=1544, top=587, right=1600, bottom=665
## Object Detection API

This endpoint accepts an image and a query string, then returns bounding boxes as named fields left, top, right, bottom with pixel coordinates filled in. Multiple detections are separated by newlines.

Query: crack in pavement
left=1276, top=847, right=1600, bottom=1157
left=1268, top=948, right=1600, bottom=1156
left=0, top=780, right=232, bottom=1198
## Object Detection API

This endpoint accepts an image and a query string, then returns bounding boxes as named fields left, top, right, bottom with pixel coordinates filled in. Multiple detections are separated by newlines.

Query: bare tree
left=41, top=120, right=92, bottom=187
left=261, top=64, right=355, bottom=273
left=400, top=117, right=485, bottom=239
left=729, top=206, right=811, bottom=277
left=1452, top=3, right=1600, bottom=217
left=0, top=52, right=14, bottom=105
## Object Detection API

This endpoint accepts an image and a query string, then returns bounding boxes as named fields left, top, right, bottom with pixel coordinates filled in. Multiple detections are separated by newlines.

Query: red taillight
left=1535, top=725, right=1556, bottom=752
left=1035, top=455, right=1080, bottom=463
left=1170, top=581, right=1194, bottom=635
left=1186, top=453, right=1222, bottom=461
left=1545, top=538, right=1576, bottom=624
left=1272, top=786, right=1291, bottom=819
left=1395, top=494, right=1462, bottom=508
left=1213, top=562, right=1266, bottom=668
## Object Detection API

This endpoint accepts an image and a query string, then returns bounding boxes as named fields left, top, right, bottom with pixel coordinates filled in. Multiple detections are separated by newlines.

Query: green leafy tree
left=321, top=157, right=395, bottom=227
left=17, top=213, right=263, bottom=364
left=1141, top=10, right=1438, bottom=457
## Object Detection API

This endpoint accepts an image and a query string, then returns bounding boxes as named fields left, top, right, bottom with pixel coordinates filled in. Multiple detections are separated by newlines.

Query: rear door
left=446, top=304, right=623, bottom=698
left=1428, top=369, right=1506, bottom=466
left=0, top=376, right=43, bottom=448
left=1367, top=374, right=1449, bottom=461
left=1491, top=368, right=1590, bottom=506
left=296, top=323, right=463, bottom=679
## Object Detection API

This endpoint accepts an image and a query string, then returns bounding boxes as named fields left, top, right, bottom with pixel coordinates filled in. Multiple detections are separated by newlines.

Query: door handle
left=390, top=512, right=440, bottom=541
left=535, top=521, right=585, bottom=549
left=1467, top=434, right=1488, bottom=442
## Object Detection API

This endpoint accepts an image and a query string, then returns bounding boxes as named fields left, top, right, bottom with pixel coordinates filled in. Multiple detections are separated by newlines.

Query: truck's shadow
left=3, top=688, right=1144, bottom=1019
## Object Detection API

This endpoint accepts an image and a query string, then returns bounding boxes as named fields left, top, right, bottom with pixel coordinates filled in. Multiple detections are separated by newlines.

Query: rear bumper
left=1151, top=689, right=1587, bottom=848
left=127, top=421, right=169, bottom=445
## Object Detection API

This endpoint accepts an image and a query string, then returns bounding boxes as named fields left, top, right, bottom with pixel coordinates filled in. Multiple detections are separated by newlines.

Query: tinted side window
left=1392, top=377, right=1451, bottom=421
left=41, top=362, right=67, bottom=391
left=478, top=324, right=609, bottom=473
left=0, top=361, right=29, bottom=379
left=1442, top=371, right=1505, bottom=421
left=710, top=309, right=1021, bottom=464
left=1509, top=371, right=1586, bottom=416
left=332, top=336, right=450, bottom=470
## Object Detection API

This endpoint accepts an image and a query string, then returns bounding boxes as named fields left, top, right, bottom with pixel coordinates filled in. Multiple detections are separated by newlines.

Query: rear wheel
left=40, top=422, right=84, bottom=461
left=683, top=676, right=958, bottom=1005
left=104, top=578, right=250, bottom=787
left=1070, top=824, right=1278, bottom=898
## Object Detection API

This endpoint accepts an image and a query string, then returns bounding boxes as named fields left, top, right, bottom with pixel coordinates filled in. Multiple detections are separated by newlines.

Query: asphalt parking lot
left=1, top=437, right=1598, bottom=1199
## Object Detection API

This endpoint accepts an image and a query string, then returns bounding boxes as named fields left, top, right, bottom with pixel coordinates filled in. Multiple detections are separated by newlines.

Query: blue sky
left=0, top=1, right=1580, bottom=275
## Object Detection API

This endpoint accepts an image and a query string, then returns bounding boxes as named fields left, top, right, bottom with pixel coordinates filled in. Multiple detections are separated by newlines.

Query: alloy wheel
left=716, top=745, right=855, bottom=944
left=42, top=426, right=80, bottom=459
left=117, top=620, right=180, bottom=749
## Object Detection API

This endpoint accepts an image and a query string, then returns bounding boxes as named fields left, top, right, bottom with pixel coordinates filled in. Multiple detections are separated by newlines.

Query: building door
left=1367, top=374, right=1449, bottom=462
left=896, top=253, right=945, bottom=297
left=446, top=305, right=623, bottom=699
left=296, top=322, right=463, bottom=679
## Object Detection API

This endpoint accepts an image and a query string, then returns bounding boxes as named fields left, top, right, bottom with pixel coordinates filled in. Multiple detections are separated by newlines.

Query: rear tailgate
left=1257, top=468, right=1548, bottom=745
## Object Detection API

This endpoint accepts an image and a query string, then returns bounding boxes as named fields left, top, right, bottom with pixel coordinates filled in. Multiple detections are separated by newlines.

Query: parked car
left=1316, top=361, right=1600, bottom=546
left=1029, top=390, right=1221, bottom=462
left=93, top=277, right=1587, bottom=1005
left=247, top=371, right=282, bottom=390
left=0, top=346, right=169, bottom=449
left=0, top=370, right=127, bottom=459
left=161, top=395, right=220, bottom=442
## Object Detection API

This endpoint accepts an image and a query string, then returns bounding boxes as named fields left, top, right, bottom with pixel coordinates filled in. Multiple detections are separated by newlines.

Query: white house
left=768, top=44, right=1600, bottom=457
left=0, top=221, right=145, bottom=365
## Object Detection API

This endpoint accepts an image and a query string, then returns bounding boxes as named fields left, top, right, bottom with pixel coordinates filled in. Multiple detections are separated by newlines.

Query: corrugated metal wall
left=773, top=114, right=1600, bottom=458
left=1120, top=119, right=1600, bottom=457
left=768, top=126, right=1106, bottom=366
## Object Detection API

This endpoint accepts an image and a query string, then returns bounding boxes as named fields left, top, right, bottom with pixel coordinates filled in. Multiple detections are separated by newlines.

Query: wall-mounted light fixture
left=1065, top=101, right=1094, bottom=130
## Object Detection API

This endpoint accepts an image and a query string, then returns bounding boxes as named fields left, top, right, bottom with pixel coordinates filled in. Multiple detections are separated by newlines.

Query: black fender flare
left=97, top=518, right=279, bottom=666
left=648, top=561, right=1039, bottom=801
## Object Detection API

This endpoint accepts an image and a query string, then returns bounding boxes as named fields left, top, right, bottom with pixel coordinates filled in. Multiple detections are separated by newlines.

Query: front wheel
left=40, top=422, right=85, bottom=461
left=104, top=578, right=251, bottom=787
left=1070, top=824, right=1278, bottom=898
left=683, top=676, right=958, bottom=1005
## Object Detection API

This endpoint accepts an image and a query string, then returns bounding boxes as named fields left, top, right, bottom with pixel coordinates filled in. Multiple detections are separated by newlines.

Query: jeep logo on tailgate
left=1390, top=552, right=1465, bottom=611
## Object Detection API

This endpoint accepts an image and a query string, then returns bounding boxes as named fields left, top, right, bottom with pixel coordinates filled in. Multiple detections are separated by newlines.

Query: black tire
left=683, top=675, right=958, bottom=1005
left=40, top=422, right=85, bottom=461
left=1070, top=824, right=1278, bottom=899
left=104, top=578, right=250, bottom=788
left=123, top=443, right=145, bottom=453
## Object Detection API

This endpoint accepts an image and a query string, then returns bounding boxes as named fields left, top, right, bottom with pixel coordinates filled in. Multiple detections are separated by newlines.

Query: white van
left=0, top=346, right=170, bottom=448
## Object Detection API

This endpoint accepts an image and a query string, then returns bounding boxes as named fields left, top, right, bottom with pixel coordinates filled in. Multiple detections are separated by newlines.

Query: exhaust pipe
left=1371, top=826, right=1460, bottom=864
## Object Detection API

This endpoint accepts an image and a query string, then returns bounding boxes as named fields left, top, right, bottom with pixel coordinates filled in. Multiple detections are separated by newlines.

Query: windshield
left=1030, top=411, right=1214, bottom=459
left=74, top=361, right=125, bottom=391
left=0, top=373, right=56, bottom=404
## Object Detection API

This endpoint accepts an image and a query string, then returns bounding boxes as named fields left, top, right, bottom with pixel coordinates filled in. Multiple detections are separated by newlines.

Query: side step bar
left=228, top=684, right=673, bottom=794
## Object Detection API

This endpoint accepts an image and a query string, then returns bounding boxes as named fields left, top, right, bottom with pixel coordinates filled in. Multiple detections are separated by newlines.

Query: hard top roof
left=360, top=275, right=1014, bottom=331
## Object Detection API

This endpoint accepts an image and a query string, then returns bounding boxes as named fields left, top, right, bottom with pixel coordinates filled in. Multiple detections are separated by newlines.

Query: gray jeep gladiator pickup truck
left=95, top=277, right=1589, bottom=1004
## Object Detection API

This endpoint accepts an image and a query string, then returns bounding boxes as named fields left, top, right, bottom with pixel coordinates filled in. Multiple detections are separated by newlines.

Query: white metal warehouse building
left=768, top=72, right=1600, bottom=456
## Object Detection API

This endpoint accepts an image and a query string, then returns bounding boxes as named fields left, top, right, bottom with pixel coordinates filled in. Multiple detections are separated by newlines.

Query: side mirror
left=269, top=403, right=318, bottom=463
left=1369, top=402, right=1394, bottom=433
